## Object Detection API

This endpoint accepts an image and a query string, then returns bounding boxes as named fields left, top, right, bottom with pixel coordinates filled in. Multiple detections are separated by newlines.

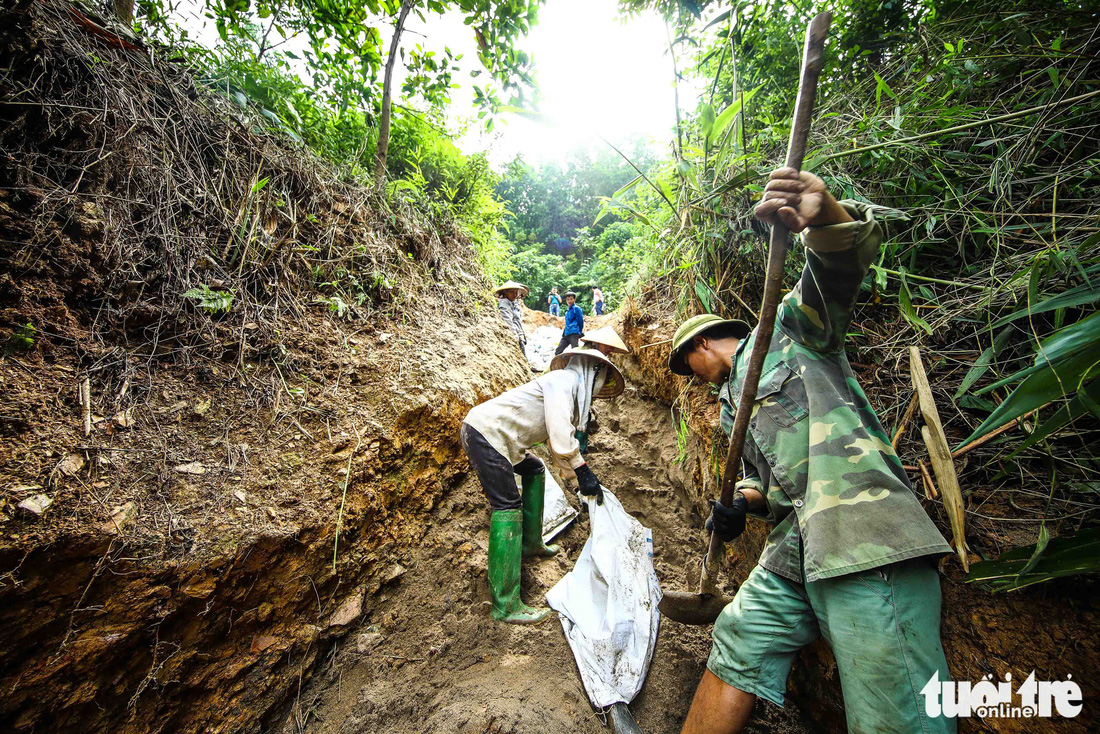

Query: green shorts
left=707, top=558, right=955, bottom=734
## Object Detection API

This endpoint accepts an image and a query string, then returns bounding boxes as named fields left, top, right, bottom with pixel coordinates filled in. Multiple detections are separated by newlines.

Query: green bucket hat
left=668, top=314, right=751, bottom=376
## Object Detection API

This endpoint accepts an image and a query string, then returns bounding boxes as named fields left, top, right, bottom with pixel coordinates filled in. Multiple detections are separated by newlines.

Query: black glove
left=705, top=493, right=749, bottom=543
left=574, top=463, right=603, bottom=505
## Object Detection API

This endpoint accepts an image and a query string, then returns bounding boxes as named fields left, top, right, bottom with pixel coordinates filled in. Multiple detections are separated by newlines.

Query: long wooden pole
left=698, top=11, right=833, bottom=591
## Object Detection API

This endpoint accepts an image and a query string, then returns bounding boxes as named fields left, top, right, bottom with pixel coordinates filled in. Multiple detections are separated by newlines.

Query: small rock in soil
left=327, top=588, right=366, bottom=628
left=101, top=502, right=135, bottom=535
left=174, top=461, right=206, bottom=475
left=17, top=494, right=53, bottom=517
left=356, top=632, right=384, bottom=653
left=55, top=453, right=85, bottom=476
left=384, top=563, right=407, bottom=583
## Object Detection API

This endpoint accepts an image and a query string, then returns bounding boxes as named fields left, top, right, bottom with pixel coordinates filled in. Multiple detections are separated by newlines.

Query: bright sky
left=173, top=0, right=693, bottom=167
left=403, top=0, right=693, bottom=165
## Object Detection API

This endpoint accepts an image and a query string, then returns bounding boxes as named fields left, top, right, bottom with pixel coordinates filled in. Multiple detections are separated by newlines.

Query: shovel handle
left=702, top=11, right=832, bottom=587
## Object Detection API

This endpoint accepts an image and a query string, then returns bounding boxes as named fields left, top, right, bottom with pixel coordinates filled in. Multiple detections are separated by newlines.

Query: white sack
left=545, top=488, right=662, bottom=709
left=524, top=325, right=562, bottom=372
left=542, top=471, right=578, bottom=543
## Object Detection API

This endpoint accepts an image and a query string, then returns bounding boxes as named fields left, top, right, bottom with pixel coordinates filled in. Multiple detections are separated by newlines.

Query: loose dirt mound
left=280, top=390, right=809, bottom=734
left=0, top=2, right=534, bottom=731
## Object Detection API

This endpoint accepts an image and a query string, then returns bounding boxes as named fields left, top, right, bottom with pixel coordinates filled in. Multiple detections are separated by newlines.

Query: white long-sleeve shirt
left=463, top=369, right=585, bottom=473
left=497, top=296, right=525, bottom=343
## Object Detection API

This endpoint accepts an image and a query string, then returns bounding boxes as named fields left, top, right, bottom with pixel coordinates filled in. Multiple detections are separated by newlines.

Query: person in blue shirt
left=547, top=287, right=561, bottom=316
left=554, top=291, right=584, bottom=355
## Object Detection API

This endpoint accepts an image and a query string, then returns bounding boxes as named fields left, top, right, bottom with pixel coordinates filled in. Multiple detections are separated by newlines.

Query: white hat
left=580, top=327, right=630, bottom=355
left=494, top=281, right=529, bottom=297
left=549, top=348, right=625, bottom=399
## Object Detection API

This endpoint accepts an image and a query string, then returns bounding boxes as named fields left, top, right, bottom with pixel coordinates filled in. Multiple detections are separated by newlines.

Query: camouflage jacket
left=719, top=201, right=952, bottom=583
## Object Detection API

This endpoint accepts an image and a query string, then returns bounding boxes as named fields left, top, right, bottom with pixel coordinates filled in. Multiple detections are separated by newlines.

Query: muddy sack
left=542, top=471, right=579, bottom=544
left=546, top=488, right=662, bottom=710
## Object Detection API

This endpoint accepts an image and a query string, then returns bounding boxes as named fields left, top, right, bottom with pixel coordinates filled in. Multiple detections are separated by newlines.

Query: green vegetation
left=594, top=0, right=1099, bottom=589
left=3, top=323, right=36, bottom=356
left=109, top=0, right=1098, bottom=587
left=184, top=285, right=236, bottom=314
left=494, top=144, right=658, bottom=311
left=123, top=0, right=538, bottom=289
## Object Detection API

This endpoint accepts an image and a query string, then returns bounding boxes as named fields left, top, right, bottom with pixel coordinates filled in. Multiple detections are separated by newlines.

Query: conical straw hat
left=549, top=348, right=625, bottom=399
left=580, top=327, right=630, bottom=355
left=494, top=280, right=529, bottom=297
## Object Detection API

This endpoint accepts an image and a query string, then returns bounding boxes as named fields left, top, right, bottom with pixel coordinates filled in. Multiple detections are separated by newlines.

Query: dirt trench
left=278, top=388, right=810, bottom=734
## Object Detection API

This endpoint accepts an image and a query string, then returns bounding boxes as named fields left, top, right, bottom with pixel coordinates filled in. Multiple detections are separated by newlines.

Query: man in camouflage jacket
left=670, top=167, right=955, bottom=734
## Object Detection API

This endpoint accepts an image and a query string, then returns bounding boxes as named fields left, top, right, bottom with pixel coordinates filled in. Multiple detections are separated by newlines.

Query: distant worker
left=671, top=167, right=955, bottom=734
left=461, top=347, right=624, bottom=623
left=554, top=291, right=583, bottom=355
left=592, top=285, right=605, bottom=315
left=495, top=280, right=528, bottom=355
left=547, top=287, right=561, bottom=317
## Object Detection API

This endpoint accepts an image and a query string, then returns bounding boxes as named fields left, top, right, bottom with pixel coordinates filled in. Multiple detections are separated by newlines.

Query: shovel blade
left=658, top=590, right=732, bottom=626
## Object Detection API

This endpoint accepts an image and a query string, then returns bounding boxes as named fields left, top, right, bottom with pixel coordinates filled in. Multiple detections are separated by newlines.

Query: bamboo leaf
left=898, top=275, right=932, bottom=334
left=1016, top=523, right=1050, bottom=579
left=694, top=278, right=713, bottom=312
left=955, top=327, right=1013, bottom=398
left=962, top=315, right=1100, bottom=445
left=708, top=86, right=759, bottom=145
left=966, top=528, right=1100, bottom=592
left=595, top=197, right=655, bottom=229
left=611, top=174, right=643, bottom=200
left=1005, top=379, right=1100, bottom=458
left=977, top=312, right=1100, bottom=394
left=699, top=104, right=715, bottom=141
left=989, top=281, right=1100, bottom=328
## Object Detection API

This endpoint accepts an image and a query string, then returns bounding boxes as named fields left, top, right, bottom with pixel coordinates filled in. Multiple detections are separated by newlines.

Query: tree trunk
left=113, top=0, right=134, bottom=24
left=374, top=0, right=415, bottom=184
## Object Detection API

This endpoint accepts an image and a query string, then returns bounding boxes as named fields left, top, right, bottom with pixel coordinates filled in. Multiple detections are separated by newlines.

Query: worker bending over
left=580, top=327, right=630, bottom=358
left=495, top=280, right=528, bottom=354
left=461, top=347, right=624, bottom=624
left=671, top=168, right=955, bottom=734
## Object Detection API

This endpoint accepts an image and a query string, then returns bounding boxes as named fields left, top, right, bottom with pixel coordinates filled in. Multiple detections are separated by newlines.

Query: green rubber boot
left=488, top=510, right=551, bottom=624
left=521, top=473, right=560, bottom=558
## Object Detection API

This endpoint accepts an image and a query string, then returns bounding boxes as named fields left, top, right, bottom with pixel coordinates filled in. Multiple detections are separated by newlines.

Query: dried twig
left=332, top=424, right=362, bottom=570
left=891, top=393, right=919, bottom=451
left=918, top=460, right=938, bottom=500
left=79, top=377, right=91, bottom=436
left=949, top=405, right=1047, bottom=459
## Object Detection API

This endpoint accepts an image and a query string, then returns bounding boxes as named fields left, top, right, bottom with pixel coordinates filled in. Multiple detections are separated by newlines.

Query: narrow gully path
left=279, top=387, right=811, bottom=734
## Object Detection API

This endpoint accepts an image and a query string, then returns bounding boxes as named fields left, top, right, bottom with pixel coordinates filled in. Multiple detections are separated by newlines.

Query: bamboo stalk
left=910, top=347, right=969, bottom=571
left=950, top=405, right=1046, bottom=458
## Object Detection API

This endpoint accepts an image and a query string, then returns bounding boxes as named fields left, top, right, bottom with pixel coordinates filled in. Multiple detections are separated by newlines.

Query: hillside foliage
left=62, top=0, right=1100, bottom=584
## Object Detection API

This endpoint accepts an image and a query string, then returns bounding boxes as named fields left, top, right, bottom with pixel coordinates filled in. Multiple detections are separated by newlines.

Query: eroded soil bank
left=279, top=386, right=809, bottom=734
